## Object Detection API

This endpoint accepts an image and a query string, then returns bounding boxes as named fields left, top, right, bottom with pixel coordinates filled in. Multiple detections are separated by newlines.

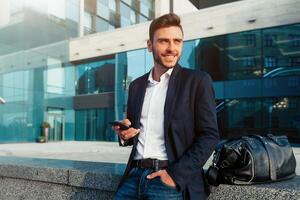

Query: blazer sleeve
left=166, top=73, right=220, bottom=191
left=118, top=83, right=134, bottom=147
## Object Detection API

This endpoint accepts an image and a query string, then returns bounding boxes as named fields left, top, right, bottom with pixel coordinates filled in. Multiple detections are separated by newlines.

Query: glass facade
left=84, top=0, right=155, bottom=35
left=0, top=0, right=154, bottom=143
left=75, top=58, right=115, bottom=94
left=0, top=0, right=299, bottom=143
left=198, top=24, right=300, bottom=142
left=0, top=41, right=76, bottom=143
left=198, top=25, right=300, bottom=81
left=111, top=23, right=300, bottom=142
left=0, top=0, right=80, bottom=56
left=0, top=0, right=79, bottom=143
left=75, top=108, right=115, bottom=141
left=74, top=23, right=300, bottom=142
left=74, top=57, right=117, bottom=141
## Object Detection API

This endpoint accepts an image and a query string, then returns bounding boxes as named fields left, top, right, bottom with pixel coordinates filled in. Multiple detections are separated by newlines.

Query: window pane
left=108, top=0, right=116, bottom=12
left=97, top=2, right=109, bottom=20
left=263, top=24, right=300, bottom=78
left=96, top=17, right=110, bottom=32
left=75, top=108, right=115, bottom=141
left=76, top=58, right=115, bottom=95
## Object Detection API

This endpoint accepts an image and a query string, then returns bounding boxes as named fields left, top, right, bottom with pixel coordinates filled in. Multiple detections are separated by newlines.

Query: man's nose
left=166, top=41, right=176, bottom=51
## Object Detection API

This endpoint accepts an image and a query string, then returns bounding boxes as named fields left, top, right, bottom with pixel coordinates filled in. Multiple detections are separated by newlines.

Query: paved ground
left=0, top=141, right=299, bottom=174
left=0, top=142, right=131, bottom=164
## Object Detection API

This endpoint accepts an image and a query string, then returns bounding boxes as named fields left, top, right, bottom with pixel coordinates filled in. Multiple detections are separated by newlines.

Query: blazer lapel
left=164, top=64, right=181, bottom=132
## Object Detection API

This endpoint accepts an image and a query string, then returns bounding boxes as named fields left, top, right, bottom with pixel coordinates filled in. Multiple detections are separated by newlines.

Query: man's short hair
left=149, top=13, right=183, bottom=42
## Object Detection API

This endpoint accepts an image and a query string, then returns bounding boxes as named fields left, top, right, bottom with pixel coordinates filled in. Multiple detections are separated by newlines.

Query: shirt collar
left=148, top=67, right=174, bottom=85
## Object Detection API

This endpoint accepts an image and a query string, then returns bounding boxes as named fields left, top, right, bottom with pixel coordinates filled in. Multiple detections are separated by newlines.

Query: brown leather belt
left=131, top=159, right=168, bottom=171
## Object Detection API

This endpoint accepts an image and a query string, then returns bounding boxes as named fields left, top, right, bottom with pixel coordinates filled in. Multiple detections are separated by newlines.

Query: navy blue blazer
left=119, top=65, right=219, bottom=200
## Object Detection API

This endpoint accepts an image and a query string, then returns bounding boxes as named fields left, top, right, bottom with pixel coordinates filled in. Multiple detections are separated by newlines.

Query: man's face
left=147, top=26, right=183, bottom=69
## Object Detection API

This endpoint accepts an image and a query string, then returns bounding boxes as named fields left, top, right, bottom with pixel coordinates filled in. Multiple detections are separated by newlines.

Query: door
left=47, top=108, right=65, bottom=141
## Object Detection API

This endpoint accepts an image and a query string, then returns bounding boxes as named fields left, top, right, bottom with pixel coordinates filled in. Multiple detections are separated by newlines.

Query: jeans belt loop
left=154, top=159, right=159, bottom=171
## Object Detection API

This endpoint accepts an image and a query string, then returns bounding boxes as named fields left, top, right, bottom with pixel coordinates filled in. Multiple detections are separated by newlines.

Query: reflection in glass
left=0, top=0, right=79, bottom=56
left=262, top=97, right=300, bottom=141
left=96, top=16, right=110, bottom=32
left=97, top=2, right=110, bottom=20
left=196, top=36, right=226, bottom=81
left=194, top=24, right=300, bottom=142
left=1, top=7, right=300, bottom=145
left=47, top=108, right=65, bottom=141
left=179, top=40, right=198, bottom=69
left=109, top=0, right=116, bottom=12
left=75, top=108, right=115, bottom=141
left=263, top=24, right=300, bottom=78
left=218, top=97, right=300, bottom=142
left=196, top=24, right=300, bottom=81
left=123, top=49, right=153, bottom=89
left=84, top=0, right=154, bottom=34
left=84, top=11, right=93, bottom=33
left=76, top=58, right=115, bottom=95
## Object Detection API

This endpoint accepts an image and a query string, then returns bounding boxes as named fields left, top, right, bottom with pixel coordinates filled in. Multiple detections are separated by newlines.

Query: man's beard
left=152, top=49, right=180, bottom=69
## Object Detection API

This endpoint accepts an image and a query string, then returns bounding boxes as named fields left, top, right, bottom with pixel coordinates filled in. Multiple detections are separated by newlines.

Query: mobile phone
left=109, top=121, right=130, bottom=131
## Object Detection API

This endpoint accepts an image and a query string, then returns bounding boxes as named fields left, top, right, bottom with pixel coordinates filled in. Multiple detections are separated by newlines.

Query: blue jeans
left=115, top=167, right=183, bottom=200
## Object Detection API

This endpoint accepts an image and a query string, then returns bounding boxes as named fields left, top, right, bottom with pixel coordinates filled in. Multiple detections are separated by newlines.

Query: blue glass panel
left=96, top=17, right=110, bottom=32
left=222, top=98, right=263, bottom=138
left=219, top=97, right=300, bottom=141
left=196, top=36, right=226, bottom=81
left=76, top=58, right=115, bottom=95
left=262, top=24, right=300, bottom=78
left=115, top=53, right=127, bottom=120
left=97, top=2, right=110, bottom=20
left=126, top=49, right=148, bottom=87
left=0, top=43, right=75, bottom=142
left=179, top=40, right=198, bottom=69
left=145, top=50, right=154, bottom=72
left=197, top=24, right=300, bottom=142
left=75, top=108, right=115, bottom=141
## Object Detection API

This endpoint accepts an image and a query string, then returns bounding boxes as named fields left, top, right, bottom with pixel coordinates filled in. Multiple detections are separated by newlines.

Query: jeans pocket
left=158, top=177, right=177, bottom=189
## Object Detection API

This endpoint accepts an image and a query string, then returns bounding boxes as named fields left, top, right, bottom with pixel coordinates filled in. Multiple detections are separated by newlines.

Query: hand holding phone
left=110, top=119, right=139, bottom=142
left=109, top=121, right=130, bottom=131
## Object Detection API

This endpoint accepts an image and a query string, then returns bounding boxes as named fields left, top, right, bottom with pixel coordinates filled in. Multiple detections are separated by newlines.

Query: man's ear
left=147, top=40, right=153, bottom=52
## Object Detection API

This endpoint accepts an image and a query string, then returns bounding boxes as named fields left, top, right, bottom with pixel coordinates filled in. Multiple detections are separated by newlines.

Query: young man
left=113, top=13, right=219, bottom=200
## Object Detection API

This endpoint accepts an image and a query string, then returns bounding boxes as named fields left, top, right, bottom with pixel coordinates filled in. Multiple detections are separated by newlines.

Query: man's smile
left=162, top=54, right=177, bottom=60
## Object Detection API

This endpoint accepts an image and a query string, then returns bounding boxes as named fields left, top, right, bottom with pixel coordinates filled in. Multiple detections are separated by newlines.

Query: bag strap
left=251, top=135, right=277, bottom=180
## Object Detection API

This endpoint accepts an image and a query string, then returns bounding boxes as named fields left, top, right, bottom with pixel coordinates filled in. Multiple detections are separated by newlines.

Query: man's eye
left=159, top=40, right=168, bottom=43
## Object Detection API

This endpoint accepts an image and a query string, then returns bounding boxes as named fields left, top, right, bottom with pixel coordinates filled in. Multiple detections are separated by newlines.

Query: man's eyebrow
left=174, top=38, right=183, bottom=41
left=157, top=37, right=169, bottom=40
left=157, top=37, right=183, bottom=41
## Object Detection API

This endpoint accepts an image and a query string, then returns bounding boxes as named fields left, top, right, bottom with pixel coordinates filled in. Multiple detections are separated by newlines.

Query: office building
left=0, top=0, right=299, bottom=143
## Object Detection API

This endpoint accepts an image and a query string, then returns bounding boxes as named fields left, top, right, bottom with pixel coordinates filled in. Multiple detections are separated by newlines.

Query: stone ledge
left=209, top=176, right=300, bottom=200
left=0, top=156, right=125, bottom=192
left=0, top=177, right=114, bottom=200
left=0, top=156, right=299, bottom=200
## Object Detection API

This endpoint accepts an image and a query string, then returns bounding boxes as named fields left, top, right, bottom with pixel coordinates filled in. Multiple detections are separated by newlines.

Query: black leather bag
left=206, top=134, right=297, bottom=186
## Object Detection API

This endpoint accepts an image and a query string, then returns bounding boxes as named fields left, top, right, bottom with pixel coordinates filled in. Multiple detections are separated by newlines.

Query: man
left=113, top=13, right=219, bottom=200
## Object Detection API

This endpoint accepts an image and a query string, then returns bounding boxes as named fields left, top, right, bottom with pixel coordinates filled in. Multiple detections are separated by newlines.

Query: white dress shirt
left=134, top=68, right=173, bottom=160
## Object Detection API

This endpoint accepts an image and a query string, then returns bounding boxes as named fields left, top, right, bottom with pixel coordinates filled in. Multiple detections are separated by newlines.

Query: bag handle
left=206, top=146, right=223, bottom=186
left=251, top=135, right=277, bottom=180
